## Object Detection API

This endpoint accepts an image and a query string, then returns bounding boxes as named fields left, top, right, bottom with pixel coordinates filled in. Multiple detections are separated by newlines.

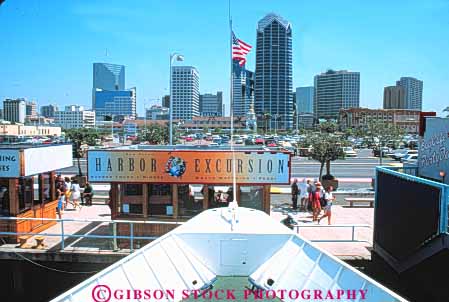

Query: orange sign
left=88, top=150, right=290, bottom=184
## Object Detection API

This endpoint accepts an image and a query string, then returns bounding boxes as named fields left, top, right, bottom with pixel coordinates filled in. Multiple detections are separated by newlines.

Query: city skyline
left=1, top=1, right=448, bottom=116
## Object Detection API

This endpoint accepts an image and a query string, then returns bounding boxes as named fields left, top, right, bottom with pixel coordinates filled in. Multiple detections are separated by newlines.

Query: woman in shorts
left=318, top=186, right=335, bottom=225
left=310, top=183, right=322, bottom=221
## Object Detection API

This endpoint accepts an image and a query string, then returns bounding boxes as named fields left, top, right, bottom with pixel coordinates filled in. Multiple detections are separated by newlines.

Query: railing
left=293, top=224, right=372, bottom=243
left=383, top=164, right=418, bottom=176
left=0, top=217, right=184, bottom=253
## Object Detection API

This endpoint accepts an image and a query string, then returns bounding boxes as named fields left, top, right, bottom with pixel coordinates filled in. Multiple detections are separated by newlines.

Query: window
left=124, top=184, right=143, bottom=196
left=148, top=184, right=172, bottom=216
left=239, top=186, right=264, bottom=210
left=42, top=173, right=54, bottom=203
left=18, top=177, right=33, bottom=213
left=178, top=184, right=203, bottom=217
left=0, top=180, right=9, bottom=216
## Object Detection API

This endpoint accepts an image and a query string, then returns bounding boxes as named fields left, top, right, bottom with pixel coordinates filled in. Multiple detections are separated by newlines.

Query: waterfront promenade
left=0, top=190, right=374, bottom=262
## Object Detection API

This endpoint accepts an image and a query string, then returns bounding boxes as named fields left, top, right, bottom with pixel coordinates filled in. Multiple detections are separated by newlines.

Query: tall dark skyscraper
left=254, top=13, right=293, bottom=130
left=92, top=63, right=125, bottom=109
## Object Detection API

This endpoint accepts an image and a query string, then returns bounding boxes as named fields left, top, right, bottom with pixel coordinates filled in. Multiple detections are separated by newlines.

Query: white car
left=394, top=149, right=418, bottom=161
left=401, top=154, right=418, bottom=164
left=342, top=147, right=357, bottom=157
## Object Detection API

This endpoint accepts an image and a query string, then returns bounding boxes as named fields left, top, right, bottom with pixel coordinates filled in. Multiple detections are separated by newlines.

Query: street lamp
left=143, top=99, right=147, bottom=134
left=440, top=171, right=446, bottom=183
left=169, top=53, right=184, bottom=145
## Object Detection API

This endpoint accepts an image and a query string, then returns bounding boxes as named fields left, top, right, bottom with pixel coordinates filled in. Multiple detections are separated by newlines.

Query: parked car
left=185, top=136, right=194, bottom=142
left=393, top=149, right=418, bottom=161
left=373, top=147, right=392, bottom=157
left=255, top=137, right=265, bottom=145
left=401, top=154, right=418, bottom=164
left=234, top=138, right=244, bottom=144
left=266, top=140, right=277, bottom=147
left=342, top=147, right=357, bottom=157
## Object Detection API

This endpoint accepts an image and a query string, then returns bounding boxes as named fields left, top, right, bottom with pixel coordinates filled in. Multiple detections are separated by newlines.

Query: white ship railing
left=0, top=216, right=184, bottom=252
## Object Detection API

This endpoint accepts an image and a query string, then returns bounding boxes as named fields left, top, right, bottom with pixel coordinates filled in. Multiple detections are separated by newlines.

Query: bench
left=345, top=198, right=374, bottom=208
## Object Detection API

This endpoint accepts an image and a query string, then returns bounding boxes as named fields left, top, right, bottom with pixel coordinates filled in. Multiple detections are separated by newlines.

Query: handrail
left=0, top=216, right=185, bottom=253
left=0, top=216, right=185, bottom=225
left=293, top=224, right=372, bottom=243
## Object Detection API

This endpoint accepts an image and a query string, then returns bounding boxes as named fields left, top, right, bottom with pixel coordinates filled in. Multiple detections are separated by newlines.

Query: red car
left=255, top=138, right=265, bottom=145
left=185, top=136, right=194, bottom=142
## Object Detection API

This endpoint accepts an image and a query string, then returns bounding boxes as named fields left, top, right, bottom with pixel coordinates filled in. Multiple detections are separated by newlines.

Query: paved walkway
left=0, top=202, right=114, bottom=253
left=270, top=204, right=373, bottom=259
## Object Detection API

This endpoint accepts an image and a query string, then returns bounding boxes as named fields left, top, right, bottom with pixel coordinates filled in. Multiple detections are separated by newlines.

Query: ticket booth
left=88, top=146, right=291, bottom=247
left=0, top=144, right=73, bottom=242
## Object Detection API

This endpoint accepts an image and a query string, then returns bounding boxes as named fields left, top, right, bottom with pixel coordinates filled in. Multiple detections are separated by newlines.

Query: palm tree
left=263, top=112, right=271, bottom=133
left=443, top=107, right=449, bottom=117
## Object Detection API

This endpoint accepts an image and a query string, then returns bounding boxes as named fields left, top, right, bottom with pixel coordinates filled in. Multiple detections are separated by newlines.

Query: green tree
left=302, top=123, right=345, bottom=180
left=139, top=122, right=180, bottom=145
left=65, top=128, right=99, bottom=176
left=360, top=120, right=404, bottom=165
left=304, top=133, right=345, bottom=180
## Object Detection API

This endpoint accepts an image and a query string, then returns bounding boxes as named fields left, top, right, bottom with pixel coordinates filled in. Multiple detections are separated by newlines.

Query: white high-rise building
left=171, top=66, right=199, bottom=120
left=54, top=105, right=95, bottom=129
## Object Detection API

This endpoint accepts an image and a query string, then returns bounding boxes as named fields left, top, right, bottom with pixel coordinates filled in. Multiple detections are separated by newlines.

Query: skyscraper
left=92, top=63, right=125, bottom=109
left=41, top=104, right=59, bottom=118
left=94, top=87, right=137, bottom=120
left=232, top=62, right=254, bottom=117
left=396, top=77, right=423, bottom=110
left=25, top=101, right=38, bottom=119
left=162, top=95, right=170, bottom=109
left=254, top=13, right=293, bottom=130
left=171, top=66, right=199, bottom=120
left=3, top=98, right=26, bottom=123
left=296, top=86, right=314, bottom=114
left=383, top=86, right=406, bottom=109
left=200, top=92, right=223, bottom=117
left=314, top=70, right=360, bottom=120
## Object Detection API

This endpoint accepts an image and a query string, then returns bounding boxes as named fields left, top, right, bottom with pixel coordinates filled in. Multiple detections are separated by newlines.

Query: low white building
left=54, top=105, right=95, bottom=129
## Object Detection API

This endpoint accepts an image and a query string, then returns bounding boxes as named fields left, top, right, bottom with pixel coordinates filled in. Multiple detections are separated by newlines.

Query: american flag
left=232, top=31, right=252, bottom=67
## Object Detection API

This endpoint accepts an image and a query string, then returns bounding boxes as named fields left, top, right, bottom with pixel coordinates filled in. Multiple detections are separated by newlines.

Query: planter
left=321, top=178, right=339, bottom=190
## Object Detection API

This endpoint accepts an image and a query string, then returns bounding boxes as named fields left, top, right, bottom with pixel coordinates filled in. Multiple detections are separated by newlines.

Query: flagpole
left=229, top=0, right=237, bottom=205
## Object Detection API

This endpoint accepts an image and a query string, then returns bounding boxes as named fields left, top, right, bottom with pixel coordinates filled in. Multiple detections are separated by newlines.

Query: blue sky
left=1, top=0, right=448, bottom=116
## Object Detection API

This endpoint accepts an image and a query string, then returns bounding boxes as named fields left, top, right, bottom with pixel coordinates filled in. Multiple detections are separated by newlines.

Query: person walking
left=63, top=177, right=72, bottom=210
left=299, top=178, right=309, bottom=211
left=56, top=189, right=64, bottom=219
left=306, top=179, right=313, bottom=211
left=291, top=179, right=299, bottom=210
left=70, top=179, right=82, bottom=210
left=318, top=186, right=335, bottom=225
left=310, top=182, right=322, bottom=221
